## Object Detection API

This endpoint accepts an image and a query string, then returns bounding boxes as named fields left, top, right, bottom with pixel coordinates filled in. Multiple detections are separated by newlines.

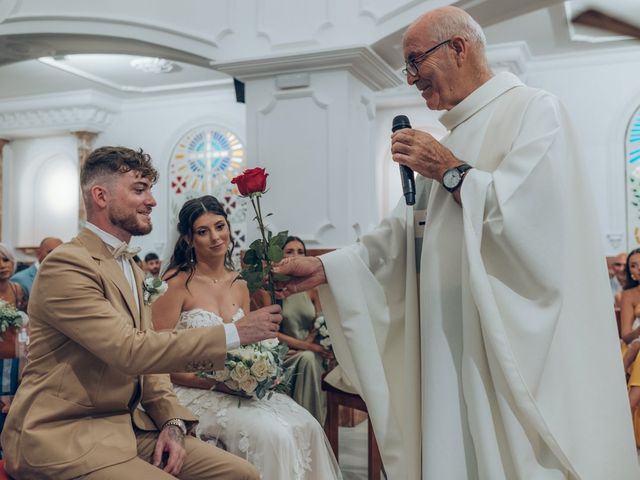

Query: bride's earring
left=189, top=247, right=195, bottom=265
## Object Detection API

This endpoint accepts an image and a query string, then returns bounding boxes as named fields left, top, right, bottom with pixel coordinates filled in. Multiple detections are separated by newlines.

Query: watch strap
left=444, top=163, right=472, bottom=193
left=163, top=418, right=187, bottom=435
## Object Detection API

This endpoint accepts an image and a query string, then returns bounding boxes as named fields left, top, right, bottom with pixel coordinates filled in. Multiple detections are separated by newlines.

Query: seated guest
left=611, top=252, right=628, bottom=308
left=0, top=146, right=282, bottom=479
left=255, top=236, right=333, bottom=425
left=619, top=248, right=640, bottom=446
left=0, top=243, right=26, bottom=418
left=10, top=236, right=62, bottom=299
left=145, top=252, right=162, bottom=278
left=152, top=196, right=341, bottom=480
left=133, top=254, right=144, bottom=269
left=619, top=249, right=640, bottom=369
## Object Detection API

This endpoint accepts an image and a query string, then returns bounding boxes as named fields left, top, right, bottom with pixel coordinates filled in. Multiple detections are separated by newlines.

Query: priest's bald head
left=403, top=6, right=493, bottom=111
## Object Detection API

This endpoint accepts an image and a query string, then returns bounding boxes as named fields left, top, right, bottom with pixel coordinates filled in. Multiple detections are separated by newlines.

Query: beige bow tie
left=112, top=243, right=141, bottom=260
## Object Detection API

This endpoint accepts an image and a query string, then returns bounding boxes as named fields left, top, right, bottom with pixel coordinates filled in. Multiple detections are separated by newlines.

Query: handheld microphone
left=392, top=115, right=416, bottom=206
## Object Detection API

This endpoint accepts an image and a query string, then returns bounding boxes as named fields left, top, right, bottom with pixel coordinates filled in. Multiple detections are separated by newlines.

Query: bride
left=151, top=195, right=342, bottom=480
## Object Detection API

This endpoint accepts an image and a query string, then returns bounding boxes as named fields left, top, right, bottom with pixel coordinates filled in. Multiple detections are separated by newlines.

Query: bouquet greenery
left=200, top=338, right=292, bottom=401
left=0, top=299, right=24, bottom=341
left=313, top=314, right=332, bottom=351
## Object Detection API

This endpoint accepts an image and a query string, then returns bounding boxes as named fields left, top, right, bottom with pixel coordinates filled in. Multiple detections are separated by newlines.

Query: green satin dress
left=281, top=292, right=327, bottom=425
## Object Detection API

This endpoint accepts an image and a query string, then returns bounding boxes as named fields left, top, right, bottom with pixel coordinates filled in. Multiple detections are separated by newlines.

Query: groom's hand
left=235, top=304, right=282, bottom=345
left=153, top=424, right=186, bottom=474
left=273, top=256, right=327, bottom=296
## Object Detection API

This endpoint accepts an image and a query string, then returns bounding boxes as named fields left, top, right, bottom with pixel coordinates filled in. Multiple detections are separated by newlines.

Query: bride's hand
left=214, top=382, right=248, bottom=397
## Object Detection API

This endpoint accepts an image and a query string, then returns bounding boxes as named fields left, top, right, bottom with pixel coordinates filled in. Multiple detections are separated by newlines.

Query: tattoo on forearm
left=166, top=425, right=185, bottom=446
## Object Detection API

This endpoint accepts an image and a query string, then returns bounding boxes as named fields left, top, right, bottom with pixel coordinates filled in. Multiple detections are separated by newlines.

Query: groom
left=1, top=146, right=281, bottom=479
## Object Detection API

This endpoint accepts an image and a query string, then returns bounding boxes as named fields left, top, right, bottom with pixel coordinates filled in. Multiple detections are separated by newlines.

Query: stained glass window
left=626, top=111, right=640, bottom=249
left=169, top=125, right=247, bottom=265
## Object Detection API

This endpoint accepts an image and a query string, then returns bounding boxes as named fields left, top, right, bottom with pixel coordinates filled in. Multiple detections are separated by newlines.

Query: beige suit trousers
left=77, top=430, right=259, bottom=480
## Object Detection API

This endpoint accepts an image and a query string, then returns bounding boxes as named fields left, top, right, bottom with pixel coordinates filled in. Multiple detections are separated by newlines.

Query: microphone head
left=392, top=114, right=412, bottom=132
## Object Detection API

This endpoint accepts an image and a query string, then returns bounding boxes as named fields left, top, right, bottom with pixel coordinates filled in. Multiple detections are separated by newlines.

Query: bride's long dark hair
left=164, top=195, right=235, bottom=286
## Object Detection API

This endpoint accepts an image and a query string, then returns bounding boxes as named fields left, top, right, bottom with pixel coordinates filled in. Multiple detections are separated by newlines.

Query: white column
left=0, top=138, right=9, bottom=242
left=215, top=47, right=401, bottom=248
left=72, top=131, right=97, bottom=225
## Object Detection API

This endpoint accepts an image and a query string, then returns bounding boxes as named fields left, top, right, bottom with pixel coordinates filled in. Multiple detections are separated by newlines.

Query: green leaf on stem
left=243, top=249, right=260, bottom=266
left=269, top=231, right=289, bottom=249
left=271, top=272, right=290, bottom=282
left=241, top=270, right=263, bottom=287
left=248, top=239, right=264, bottom=258
left=267, top=244, right=283, bottom=263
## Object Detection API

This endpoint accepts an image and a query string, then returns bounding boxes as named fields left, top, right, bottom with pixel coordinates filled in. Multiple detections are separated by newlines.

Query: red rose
left=231, top=167, right=269, bottom=196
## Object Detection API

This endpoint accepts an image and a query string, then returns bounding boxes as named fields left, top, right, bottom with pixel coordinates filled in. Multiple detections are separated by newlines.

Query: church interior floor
left=339, top=421, right=386, bottom=479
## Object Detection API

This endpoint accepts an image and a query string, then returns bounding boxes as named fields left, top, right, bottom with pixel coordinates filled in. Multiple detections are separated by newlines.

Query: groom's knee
left=182, top=436, right=259, bottom=479
left=233, top=460, right=260, bottom=480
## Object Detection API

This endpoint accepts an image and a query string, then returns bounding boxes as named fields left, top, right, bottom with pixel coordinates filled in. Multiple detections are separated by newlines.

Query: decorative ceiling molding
left=256, top=0, right=333, bottom=49
left=0, top=90, right=118, bottom=138
left=1, top=14, right=219, bottom=49
left=527, top=42, right=640, bottom=72
left=0, top=0, right=19, bottom=24
left=38, top=56, right=232, bottom=94
left=358, top=0, right=432, bottom=25
left=486, top=41, right=531, bottom=75
left=213, top=46, right=402, bottom=91
left=564, top=1, right=634, bottom=44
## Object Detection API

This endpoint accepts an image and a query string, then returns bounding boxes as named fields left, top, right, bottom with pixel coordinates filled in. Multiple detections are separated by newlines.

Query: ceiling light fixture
left=130, top=57, right=177, bottom=74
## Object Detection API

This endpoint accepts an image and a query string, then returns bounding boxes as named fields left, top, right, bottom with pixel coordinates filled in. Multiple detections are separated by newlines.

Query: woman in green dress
left=258, top=236, right=333, bottom=425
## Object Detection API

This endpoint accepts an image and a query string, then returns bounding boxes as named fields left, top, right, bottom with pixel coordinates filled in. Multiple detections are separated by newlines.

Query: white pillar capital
left=213, top=46, right=402, bottom=92
left=72, top=131, right=98, bottom=225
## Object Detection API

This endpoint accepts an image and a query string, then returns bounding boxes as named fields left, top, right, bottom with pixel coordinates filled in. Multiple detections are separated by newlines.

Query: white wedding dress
left=173, top=308, right=342, bottom=480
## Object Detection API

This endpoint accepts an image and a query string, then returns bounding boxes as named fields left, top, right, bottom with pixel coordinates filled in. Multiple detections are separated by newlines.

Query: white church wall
left=526, top=49, right=640, bottom=255
left=375, top=87, right=446, bottom=219
left=95, top=88, right=246, bottom=258
left=7, top=135, right=78, bottom=248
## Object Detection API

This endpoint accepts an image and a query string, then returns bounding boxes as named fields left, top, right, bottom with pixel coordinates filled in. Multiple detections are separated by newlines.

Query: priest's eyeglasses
left=402, top=39, right=452, bottom=76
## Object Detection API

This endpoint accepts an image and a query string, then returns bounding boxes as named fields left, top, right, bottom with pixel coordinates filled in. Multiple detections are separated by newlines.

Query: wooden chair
left=322, top=379, right=383, bottom=480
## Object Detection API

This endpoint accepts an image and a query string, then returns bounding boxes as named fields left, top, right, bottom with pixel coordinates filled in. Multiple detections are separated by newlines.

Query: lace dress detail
left=174, top=308, right=342, bottom=480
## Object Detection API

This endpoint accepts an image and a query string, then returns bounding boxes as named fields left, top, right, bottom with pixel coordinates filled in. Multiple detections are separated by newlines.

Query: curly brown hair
left=81, top=146, right=158, bottom=186
left=80, top=146, right=158, bottom=209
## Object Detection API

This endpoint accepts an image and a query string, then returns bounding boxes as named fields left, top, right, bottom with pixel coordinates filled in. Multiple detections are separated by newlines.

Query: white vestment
left=319, top=73, right=639, bottom=479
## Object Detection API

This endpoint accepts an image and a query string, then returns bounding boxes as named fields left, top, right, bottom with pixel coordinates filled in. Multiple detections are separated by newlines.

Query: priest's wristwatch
left=442, top=163, right=472, bottom=193
left=163, top=418, right=187, bottom=435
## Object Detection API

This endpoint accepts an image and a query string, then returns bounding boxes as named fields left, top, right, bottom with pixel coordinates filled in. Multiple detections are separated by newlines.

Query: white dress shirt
left=85, top=223, right=240, bottom=349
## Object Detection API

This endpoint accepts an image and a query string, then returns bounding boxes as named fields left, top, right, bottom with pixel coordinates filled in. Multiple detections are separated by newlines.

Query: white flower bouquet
left=314, top=314, right=332, bottom=350
left=0, top=299, right=24, bottom=341
left=200, top=338, right=292, bottom=400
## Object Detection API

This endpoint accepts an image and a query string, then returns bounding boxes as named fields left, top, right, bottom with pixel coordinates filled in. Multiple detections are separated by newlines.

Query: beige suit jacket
left=1, top=228, right=228, bottom=479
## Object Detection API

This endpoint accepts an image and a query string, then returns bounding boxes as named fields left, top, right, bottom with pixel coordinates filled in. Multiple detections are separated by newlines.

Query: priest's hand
left=391, top=128, right=463, bottom=182
left=273, top=256, right=327, bottom=296
left=235, top=304, right=282, bottom=345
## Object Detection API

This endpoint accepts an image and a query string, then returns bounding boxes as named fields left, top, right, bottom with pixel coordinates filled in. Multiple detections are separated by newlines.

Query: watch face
left=443, top=169, right=462, bottom=189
